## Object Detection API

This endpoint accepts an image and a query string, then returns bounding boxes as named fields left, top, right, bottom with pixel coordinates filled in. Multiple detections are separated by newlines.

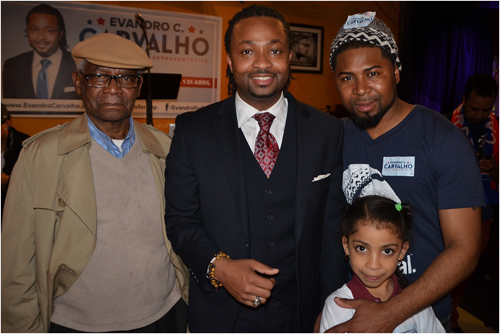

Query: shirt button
left=265, top=189, right=272, bottom=194
left=268, top=241, right=275, bottom=246
left=267, top=215, right=273, bottom=220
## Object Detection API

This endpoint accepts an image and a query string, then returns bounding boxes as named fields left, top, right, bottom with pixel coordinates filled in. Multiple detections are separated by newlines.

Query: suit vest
left=239, top=108, right=298, bottom=309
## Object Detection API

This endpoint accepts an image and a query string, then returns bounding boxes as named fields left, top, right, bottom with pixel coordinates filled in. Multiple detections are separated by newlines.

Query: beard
left=248, top=70, right=280, bottom=100
left=350, top=108, right=388, bottom=129
left=249, top=86, right=279, bottom=100
left=349, top=95, right=396, bottom=129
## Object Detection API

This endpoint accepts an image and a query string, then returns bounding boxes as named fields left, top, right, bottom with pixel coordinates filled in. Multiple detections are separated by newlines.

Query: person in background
left=321, top=11, right=484, bottom=333
left=1, top=103, right=30, bottom=217
left=165, top=5, right=347, bottom=332
left=447, top=73, right=498, bottom=333
left=1, top=33, right=189, bottom=333
left=320, top=195, right=445, bottom=333
left=2, top=3, right=79, bottom=99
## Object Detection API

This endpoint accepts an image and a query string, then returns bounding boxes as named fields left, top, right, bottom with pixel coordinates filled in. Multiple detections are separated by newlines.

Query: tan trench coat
left=1, top=114, right=189, bottom=332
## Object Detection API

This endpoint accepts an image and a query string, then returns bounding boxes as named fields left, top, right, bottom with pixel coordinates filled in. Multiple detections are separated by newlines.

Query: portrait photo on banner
left=1, top=1, right=222, bottom=118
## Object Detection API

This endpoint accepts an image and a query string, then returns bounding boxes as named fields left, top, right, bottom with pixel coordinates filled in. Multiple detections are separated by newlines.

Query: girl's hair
left=342, top=195, right=413, bottom=288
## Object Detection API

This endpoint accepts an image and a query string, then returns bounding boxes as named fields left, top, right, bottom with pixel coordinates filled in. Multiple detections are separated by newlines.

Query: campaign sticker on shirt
left=382, top=157, right=415, bottom=177
left=343, top=11, right=376, bottom=29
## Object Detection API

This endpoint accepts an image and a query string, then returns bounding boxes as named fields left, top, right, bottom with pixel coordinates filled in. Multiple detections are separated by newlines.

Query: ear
left=226, top=53, right=233, bottom=73
left=136, top=75, right=144, bottom=98
left=342, top=236, right=350, bottom=256
left=399, top=241, right=410, bottom=261
left=394, top=65, right=400, bottom=84
left=72, top=71, right=83, bottom=97
left=288, top=50, right=293, bottom=62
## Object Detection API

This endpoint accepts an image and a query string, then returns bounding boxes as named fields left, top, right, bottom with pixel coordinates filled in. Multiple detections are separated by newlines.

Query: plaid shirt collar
left=87, top=116, right=135, bottom=159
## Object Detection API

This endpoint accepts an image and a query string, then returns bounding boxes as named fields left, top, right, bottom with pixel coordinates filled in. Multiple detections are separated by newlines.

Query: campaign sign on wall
left=1, top=1, right=222, bottom=118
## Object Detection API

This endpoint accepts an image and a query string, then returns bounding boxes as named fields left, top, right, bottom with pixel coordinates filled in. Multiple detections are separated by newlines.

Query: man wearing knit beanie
left=2, top=33, right=189, bottom=333
left=320, top=11, right=484, bottom=333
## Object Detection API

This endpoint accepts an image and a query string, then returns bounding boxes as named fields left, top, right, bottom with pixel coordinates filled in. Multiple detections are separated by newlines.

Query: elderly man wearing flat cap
left=1, top=33, right=189, bottom=333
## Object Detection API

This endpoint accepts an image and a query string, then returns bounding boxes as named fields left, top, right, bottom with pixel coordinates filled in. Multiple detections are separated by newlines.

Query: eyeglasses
left=83, top=74, right=141, bottom=88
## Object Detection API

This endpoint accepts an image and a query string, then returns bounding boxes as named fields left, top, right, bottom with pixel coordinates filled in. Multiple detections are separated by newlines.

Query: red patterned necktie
left=253, top=112, right=280, bottom=178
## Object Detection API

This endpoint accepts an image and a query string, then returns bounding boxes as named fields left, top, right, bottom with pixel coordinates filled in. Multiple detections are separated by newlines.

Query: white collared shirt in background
left=236, top=91, right=288, bottom=153
left=32, top=47, right=63, bottom=98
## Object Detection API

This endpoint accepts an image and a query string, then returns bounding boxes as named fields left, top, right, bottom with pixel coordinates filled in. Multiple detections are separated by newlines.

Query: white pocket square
left=64, top=86, right=76, bottom=92
left=312, top=173, right=330, bottom=182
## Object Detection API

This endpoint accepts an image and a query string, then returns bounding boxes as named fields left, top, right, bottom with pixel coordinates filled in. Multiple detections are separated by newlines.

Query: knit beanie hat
left=329, top=12, right=401, bottom=72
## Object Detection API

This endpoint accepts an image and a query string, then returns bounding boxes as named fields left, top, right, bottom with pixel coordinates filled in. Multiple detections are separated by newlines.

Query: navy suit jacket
left=165, top=93, right=349, bottom=332
left=2, top=49, right=79, bottom=99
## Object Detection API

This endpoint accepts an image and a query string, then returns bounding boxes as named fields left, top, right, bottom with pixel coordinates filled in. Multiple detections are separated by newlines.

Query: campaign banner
left=1, top=1, right=222, bottom=118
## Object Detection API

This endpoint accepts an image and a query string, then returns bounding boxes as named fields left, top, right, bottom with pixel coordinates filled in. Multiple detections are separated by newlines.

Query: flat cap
left=72, top=33, right=154, bottom=69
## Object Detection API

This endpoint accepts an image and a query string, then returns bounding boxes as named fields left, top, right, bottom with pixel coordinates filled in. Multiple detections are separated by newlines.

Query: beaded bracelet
left=209, top=251, right=230, bottom=291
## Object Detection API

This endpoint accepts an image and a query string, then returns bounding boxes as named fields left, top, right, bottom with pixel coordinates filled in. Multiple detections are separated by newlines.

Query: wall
left=9, top=1, right=400, bottom=136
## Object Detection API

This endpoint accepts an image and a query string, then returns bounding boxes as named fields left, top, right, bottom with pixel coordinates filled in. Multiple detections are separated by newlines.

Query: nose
left=253, top=52, right=272, bottom=69
left=353, top=77, right=370, bottom=96
left=35, top=30, right=46, bottom=40
left=366, top=254, right=381, bottom=270
left=103, top=77, right=122, bottom=94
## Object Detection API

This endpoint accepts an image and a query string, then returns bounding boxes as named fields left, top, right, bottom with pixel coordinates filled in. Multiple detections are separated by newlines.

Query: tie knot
left=40, top=59, right=52, bottom=68
left=253, top=112, right=275, bottom=131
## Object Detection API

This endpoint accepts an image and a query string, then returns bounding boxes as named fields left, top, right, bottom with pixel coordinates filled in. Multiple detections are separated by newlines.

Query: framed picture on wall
left=290, top=23, right=324, bottom=74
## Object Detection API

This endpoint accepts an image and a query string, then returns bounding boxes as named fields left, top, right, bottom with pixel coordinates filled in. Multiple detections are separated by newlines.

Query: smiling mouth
left=251, top=75, right=276, bottom=86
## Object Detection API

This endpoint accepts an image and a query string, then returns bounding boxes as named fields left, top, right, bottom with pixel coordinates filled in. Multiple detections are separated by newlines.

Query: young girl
left=320, top=195, right=445, bottom=333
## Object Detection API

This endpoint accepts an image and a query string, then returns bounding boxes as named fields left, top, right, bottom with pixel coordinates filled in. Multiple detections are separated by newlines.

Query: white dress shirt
left=235, top=92, right=288, bottom=153
left=32, top=48, right=63, bottom=98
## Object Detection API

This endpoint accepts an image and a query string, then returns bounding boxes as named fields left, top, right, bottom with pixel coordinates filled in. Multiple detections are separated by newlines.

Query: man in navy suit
left=165, top=5, right=348, bottom=332
left=2, top=3, right=78, bottom=99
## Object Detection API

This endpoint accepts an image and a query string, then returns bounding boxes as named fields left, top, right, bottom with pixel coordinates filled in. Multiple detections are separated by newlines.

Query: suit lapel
left=25, top=51, right=36, bottom=98
left=51, top=51, right=67, bottom=99
left=52, top=50, right=75, bottom=99
left=289, top=94, right=315, bottom=244
left=213, top=96, right=250, bottom=241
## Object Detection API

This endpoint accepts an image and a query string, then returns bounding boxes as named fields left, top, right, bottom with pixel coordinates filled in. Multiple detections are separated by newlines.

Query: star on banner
left=188, top=25, right=195, bottom=33
left=97, top=17, right=105, bottom=25
left=87, top=19, right=92, bottom=24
